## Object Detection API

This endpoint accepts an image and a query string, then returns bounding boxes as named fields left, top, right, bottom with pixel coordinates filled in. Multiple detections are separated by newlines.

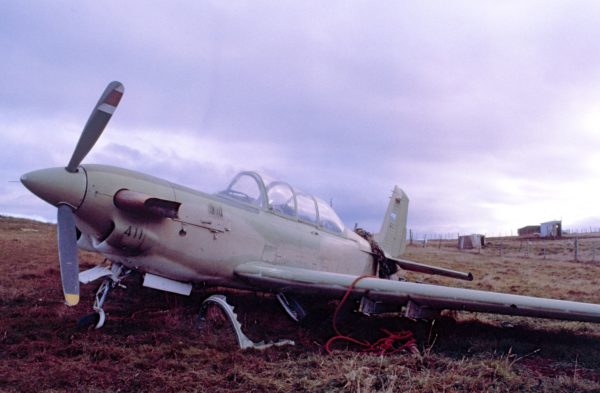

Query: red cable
left=325, top=275, right=416, bottom=355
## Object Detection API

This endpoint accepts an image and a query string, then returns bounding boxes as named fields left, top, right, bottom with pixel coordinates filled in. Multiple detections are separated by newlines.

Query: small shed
left=540, top=220, right=562, bottom=238
left=458, top=234, right=485, bottom=250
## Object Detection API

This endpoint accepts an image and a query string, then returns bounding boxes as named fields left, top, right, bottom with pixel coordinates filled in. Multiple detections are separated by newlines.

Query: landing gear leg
left=276, top=293, right=307, bottom=322
left=78, top=263, right=129, bottom=329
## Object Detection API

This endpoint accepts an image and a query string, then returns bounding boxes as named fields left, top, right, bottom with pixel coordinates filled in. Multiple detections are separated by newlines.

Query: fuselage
left=73, top=164, right=374, bottom=287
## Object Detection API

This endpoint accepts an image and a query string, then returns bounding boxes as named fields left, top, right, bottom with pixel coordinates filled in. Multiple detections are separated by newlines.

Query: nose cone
left=21, top=167, right=87, bottom=209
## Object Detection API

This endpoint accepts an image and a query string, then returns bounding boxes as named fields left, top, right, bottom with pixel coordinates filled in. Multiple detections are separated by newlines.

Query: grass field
left=1, top=215, right=600, bottom=392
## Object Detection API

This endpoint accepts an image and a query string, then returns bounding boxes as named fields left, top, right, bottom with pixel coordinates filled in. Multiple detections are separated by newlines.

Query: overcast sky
left=2, top=1, right=599, bottom=236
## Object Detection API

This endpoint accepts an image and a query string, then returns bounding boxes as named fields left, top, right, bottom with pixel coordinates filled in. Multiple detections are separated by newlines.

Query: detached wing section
left=234, top=262, right=600, bottom=323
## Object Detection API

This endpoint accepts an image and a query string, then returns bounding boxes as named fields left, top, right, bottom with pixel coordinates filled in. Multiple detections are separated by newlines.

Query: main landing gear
left=77, top=263, right=130, bottom=329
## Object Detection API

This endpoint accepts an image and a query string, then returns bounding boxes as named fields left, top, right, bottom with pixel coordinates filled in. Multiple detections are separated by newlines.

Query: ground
left=1, top=216, right=600, bottom=392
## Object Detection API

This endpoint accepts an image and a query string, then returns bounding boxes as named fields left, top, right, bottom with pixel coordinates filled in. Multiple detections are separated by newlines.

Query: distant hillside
left=0, top=214, right=54, bottom=230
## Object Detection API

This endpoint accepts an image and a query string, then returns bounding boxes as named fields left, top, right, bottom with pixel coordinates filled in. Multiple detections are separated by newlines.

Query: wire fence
left=408, top=229, right=600, bottom=263
left=485, top=237, right=600, bottom=263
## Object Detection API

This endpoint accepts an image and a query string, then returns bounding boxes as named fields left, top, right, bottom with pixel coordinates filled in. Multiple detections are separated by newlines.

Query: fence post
left=574, top=237, right=579, bottom=262
left=543, top=243, right=546, bottom=260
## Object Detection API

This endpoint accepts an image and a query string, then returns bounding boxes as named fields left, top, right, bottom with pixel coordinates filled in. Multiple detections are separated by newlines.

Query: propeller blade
left=57, top=204, right=80, bottom=306
left=66, top=81, right=124, bottom=172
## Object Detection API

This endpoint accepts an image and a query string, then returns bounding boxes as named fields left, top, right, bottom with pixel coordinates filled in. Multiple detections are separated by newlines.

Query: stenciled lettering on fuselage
left=208, top=204, right=223, bottom=218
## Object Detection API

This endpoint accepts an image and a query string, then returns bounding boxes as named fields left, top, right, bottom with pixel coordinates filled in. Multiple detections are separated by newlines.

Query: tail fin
left=374, top=186, right=409, bottom=258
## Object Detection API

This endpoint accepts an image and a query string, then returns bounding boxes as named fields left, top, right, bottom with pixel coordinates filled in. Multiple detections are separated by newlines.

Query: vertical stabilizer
left=374, top=186, right=409, bottom=258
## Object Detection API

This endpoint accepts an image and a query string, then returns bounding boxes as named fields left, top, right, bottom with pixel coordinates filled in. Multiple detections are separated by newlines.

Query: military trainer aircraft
left=21, top=81, right=600, bottom=334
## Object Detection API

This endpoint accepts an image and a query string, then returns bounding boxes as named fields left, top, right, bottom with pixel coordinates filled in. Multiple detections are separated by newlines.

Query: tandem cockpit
left=217, top=171, right=345, bottom=235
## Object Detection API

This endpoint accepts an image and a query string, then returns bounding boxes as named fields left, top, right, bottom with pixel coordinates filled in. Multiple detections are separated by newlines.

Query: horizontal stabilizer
left=390, top=257, right=473, bottom=281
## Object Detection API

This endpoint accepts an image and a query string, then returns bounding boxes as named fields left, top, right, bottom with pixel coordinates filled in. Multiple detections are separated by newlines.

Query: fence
left=486, top=237, right=600, bottom=262
left=408, top=229, right=600, bottom=262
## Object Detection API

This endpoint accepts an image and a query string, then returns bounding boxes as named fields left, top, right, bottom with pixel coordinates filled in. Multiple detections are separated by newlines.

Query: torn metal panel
left=198, top=294, right=295, bottom=350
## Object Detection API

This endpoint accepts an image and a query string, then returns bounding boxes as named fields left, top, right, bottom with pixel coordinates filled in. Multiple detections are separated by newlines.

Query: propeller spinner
left=21, top=81, right=124, bottom=306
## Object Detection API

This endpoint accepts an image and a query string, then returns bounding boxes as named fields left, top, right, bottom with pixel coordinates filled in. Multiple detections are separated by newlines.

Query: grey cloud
left=2, top=1, right=600, bottom=234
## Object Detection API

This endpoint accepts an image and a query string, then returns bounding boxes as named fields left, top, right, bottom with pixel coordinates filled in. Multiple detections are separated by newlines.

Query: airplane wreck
left=19, top=82, right=600, bottom=349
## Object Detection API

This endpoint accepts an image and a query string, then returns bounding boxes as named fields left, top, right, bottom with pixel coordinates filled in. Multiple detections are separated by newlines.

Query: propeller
left=57, top=204, right=80, bottom=306
left=66, top=81, right=124, bottom=172
left=57, top=81, right=124, bottom=305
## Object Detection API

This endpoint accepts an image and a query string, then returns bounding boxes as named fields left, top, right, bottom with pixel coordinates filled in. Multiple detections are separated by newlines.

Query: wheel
left=77, top=313, right=100, bottom=330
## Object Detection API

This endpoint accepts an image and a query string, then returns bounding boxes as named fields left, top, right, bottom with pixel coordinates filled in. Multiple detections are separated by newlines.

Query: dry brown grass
left=1, top=216, right=600, bottom=392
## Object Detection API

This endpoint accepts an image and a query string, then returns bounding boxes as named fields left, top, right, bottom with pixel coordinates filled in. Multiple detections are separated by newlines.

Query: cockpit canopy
left=218, top=171, right=345, bottom=234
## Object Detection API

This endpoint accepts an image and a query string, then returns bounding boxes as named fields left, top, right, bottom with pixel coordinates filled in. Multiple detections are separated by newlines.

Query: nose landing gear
left=77, top=263, right=130, bottom=329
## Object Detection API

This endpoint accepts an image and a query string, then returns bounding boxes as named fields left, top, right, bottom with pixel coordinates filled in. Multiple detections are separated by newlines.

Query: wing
left=234, top=261, right=600, bottom=323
